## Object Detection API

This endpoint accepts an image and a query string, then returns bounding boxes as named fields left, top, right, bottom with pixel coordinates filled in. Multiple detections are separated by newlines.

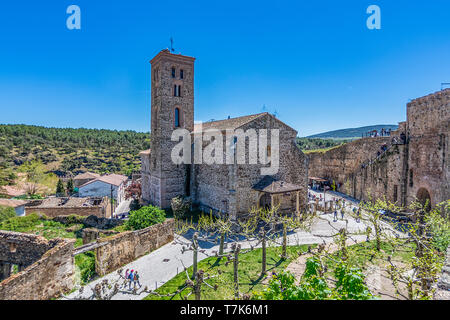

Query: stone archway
left=259, top=193, right=271, bottom=210
left=416, top=188, right=431, bottom=211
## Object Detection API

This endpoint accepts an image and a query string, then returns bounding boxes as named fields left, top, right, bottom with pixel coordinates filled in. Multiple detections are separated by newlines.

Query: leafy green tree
left=56, top=179, right=65, bottom=195
left=0, top=206, right=16, bottom=223
left=125, top=205, right=166, bottom=230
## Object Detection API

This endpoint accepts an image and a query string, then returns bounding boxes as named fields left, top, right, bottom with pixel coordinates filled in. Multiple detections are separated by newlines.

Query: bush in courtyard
left=125, top=205, right=166, bottom=230
left=171, top=196, right=192, bottom=219
left=0, top=205, right=16, bottom=223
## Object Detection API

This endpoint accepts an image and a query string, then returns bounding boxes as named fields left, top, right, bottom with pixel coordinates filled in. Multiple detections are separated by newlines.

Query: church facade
left=140, top=49, right=308, bottom=218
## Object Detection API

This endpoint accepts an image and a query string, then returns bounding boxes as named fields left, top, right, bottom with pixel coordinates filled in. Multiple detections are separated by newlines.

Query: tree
left=66, top=179, right=74, bottom=195
left=126, top=205, right=166, bottom=230
left=19, top=160, right=46, bottom=195
left=56, top=179, right=65, bottom=196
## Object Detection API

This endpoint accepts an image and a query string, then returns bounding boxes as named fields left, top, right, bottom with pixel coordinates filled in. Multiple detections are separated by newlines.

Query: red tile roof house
left=0, top=199, right=28, bottom=216
left=78, top=174, right=129, bottom=204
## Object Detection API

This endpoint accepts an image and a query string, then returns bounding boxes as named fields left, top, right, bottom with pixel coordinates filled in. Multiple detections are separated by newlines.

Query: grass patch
left=144, top=245, right=312, bottom=300
left=75, top=251, right=97, bottom=285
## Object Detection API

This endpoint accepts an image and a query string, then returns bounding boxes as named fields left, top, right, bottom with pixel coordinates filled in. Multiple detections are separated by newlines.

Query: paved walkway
left=64, top=191, right=396, bottom=300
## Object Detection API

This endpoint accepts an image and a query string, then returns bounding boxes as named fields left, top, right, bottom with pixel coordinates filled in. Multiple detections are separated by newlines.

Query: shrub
left=0, top=206, right=16, bottom=223
left=75, top=251, right=96, bottom=284
left=171, top=196, right=192, bottom=219
left=0, top=213, right=41, bottom=232
left=125, top=205, right=166, bottom=230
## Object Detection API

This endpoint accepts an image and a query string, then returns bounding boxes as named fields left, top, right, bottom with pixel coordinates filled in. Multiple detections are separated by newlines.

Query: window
left=174, top=85, right=181, bottom=97
left=171, top=67, right=176, bottom=78
left=180, top=69, right=184, bottom=79
left=175, top=108, right=180, bottom=127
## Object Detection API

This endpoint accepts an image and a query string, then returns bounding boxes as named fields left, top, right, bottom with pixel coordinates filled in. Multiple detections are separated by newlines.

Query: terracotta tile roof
left=0, top=199, right=28, bottom=208
left=74, top=172, right=101, bottom=180
left=253, top=176, right=303, bottom=194
left=79, top=174, right=128, bottom=188
left=194, top=113, right=268, bottom=132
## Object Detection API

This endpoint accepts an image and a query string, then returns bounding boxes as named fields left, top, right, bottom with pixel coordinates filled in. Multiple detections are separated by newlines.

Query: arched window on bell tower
left=175, top=107, right=180, bottom=128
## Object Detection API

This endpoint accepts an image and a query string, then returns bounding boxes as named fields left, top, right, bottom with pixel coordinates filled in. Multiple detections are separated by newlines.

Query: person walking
left=123, top=269, right=130, bottom=288
left=341, top=207, right=345, bottom=220
left=333, top=209, right=337, bottom=221
left=128, top=269, right=134, bottom=290
left=133, top=271, right=142, bottom=289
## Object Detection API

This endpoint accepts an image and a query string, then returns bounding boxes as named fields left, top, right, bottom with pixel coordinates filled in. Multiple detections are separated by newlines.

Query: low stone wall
left=0, top=231, right=75, bottom=300
left=95, top=219, right=174, bottom=276
left=434, top=246, right=450, bottom=300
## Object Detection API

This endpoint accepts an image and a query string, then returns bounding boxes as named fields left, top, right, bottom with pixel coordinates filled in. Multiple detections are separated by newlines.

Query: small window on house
left=175, top=108, right=180, bottom=127
left=180, top=69, right=184, bottom=79
left=171, top=67, right=176, bottom=78
left=174, top=85, right=179, bottom=97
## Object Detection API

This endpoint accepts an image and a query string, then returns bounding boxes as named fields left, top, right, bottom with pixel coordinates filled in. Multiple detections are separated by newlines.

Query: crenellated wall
left=308, top=89, right=450, bottom=207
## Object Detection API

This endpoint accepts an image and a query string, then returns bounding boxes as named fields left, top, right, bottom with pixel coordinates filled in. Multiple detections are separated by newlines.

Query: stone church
left=140, top=49, right=308, bottom=218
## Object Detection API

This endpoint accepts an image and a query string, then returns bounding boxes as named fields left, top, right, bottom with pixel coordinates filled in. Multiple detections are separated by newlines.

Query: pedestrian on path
left=341, top=208, right=345, bottom=220
left=123, top=269, right=130, bottom=288
left=133, top=271, right=142, bottom=289
left=128, top=269, right=134, bottom=290
left=333, top=210, right=337, bottom=221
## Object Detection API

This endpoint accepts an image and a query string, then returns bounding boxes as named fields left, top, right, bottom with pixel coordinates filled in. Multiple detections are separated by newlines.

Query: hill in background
left=306, top=124, right=398, bottom=139
left=0, top=124, right=150, bottom=177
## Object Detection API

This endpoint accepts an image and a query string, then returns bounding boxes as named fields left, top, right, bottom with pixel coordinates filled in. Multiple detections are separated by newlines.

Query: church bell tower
left=145, top=49, right=195, bottom=208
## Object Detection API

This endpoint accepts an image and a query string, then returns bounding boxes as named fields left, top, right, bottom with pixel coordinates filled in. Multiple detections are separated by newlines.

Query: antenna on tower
left=170, top=37, right=175, bottom=53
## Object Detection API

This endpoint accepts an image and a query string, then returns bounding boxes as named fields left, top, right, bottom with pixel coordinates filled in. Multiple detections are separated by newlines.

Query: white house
left=0, top=199, right=28, bottom=216
left=78, top=174, right=128, bottom=204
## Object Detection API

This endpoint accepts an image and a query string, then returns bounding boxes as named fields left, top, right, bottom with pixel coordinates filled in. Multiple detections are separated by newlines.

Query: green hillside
left=307, top=124, right=398, bottom=139
left=0, top=124, right=150, bottom=176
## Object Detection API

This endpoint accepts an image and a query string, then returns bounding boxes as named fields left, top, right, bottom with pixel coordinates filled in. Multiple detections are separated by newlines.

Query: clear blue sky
left=0, top=1, right=449, bottom=136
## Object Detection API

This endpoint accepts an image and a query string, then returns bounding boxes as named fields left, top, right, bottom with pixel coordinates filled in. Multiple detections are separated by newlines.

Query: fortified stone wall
left=0, top=231, right=75, bottom=300
left=308, top=137, right=392, bottom=193
left=95, top=219, right=175, bottom=276
left=308, top=89, right=450, bottom=207
left=406, top=89, right=450, bottom=206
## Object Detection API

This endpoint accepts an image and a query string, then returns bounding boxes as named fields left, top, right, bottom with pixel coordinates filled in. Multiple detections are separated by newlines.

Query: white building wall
left=14, top=205, right=25, bottom=217
left=79, top=181, right=123, bottom=202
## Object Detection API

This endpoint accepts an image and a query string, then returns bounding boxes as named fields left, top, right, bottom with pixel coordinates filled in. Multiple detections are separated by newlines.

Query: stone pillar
left=82, top=228, right=99, bottom=245
left=0, top=262, right=12, bottom=281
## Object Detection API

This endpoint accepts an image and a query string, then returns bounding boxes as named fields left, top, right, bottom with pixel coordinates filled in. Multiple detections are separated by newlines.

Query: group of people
left=122, top=269, right=142, bottom=290
left=365, top=128, right=392, bottom=138
left=308, top=191, right=362, bottom=223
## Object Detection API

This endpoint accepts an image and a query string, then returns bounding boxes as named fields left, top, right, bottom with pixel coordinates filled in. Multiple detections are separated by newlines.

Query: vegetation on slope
left=0, top=124, right=150, bottom=177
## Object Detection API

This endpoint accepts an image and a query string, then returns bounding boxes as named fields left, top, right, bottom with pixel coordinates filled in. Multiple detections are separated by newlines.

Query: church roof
left=194, top=112, right=268, bottom=132
left=253, top=176, right=303, bottom=194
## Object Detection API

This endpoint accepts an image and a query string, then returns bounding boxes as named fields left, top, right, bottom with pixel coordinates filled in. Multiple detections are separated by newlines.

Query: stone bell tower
left=145, top=49, right=195, bottom=208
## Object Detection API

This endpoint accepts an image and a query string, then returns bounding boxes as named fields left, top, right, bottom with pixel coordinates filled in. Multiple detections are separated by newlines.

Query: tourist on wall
left=133, top=271, right=142, bottom=289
